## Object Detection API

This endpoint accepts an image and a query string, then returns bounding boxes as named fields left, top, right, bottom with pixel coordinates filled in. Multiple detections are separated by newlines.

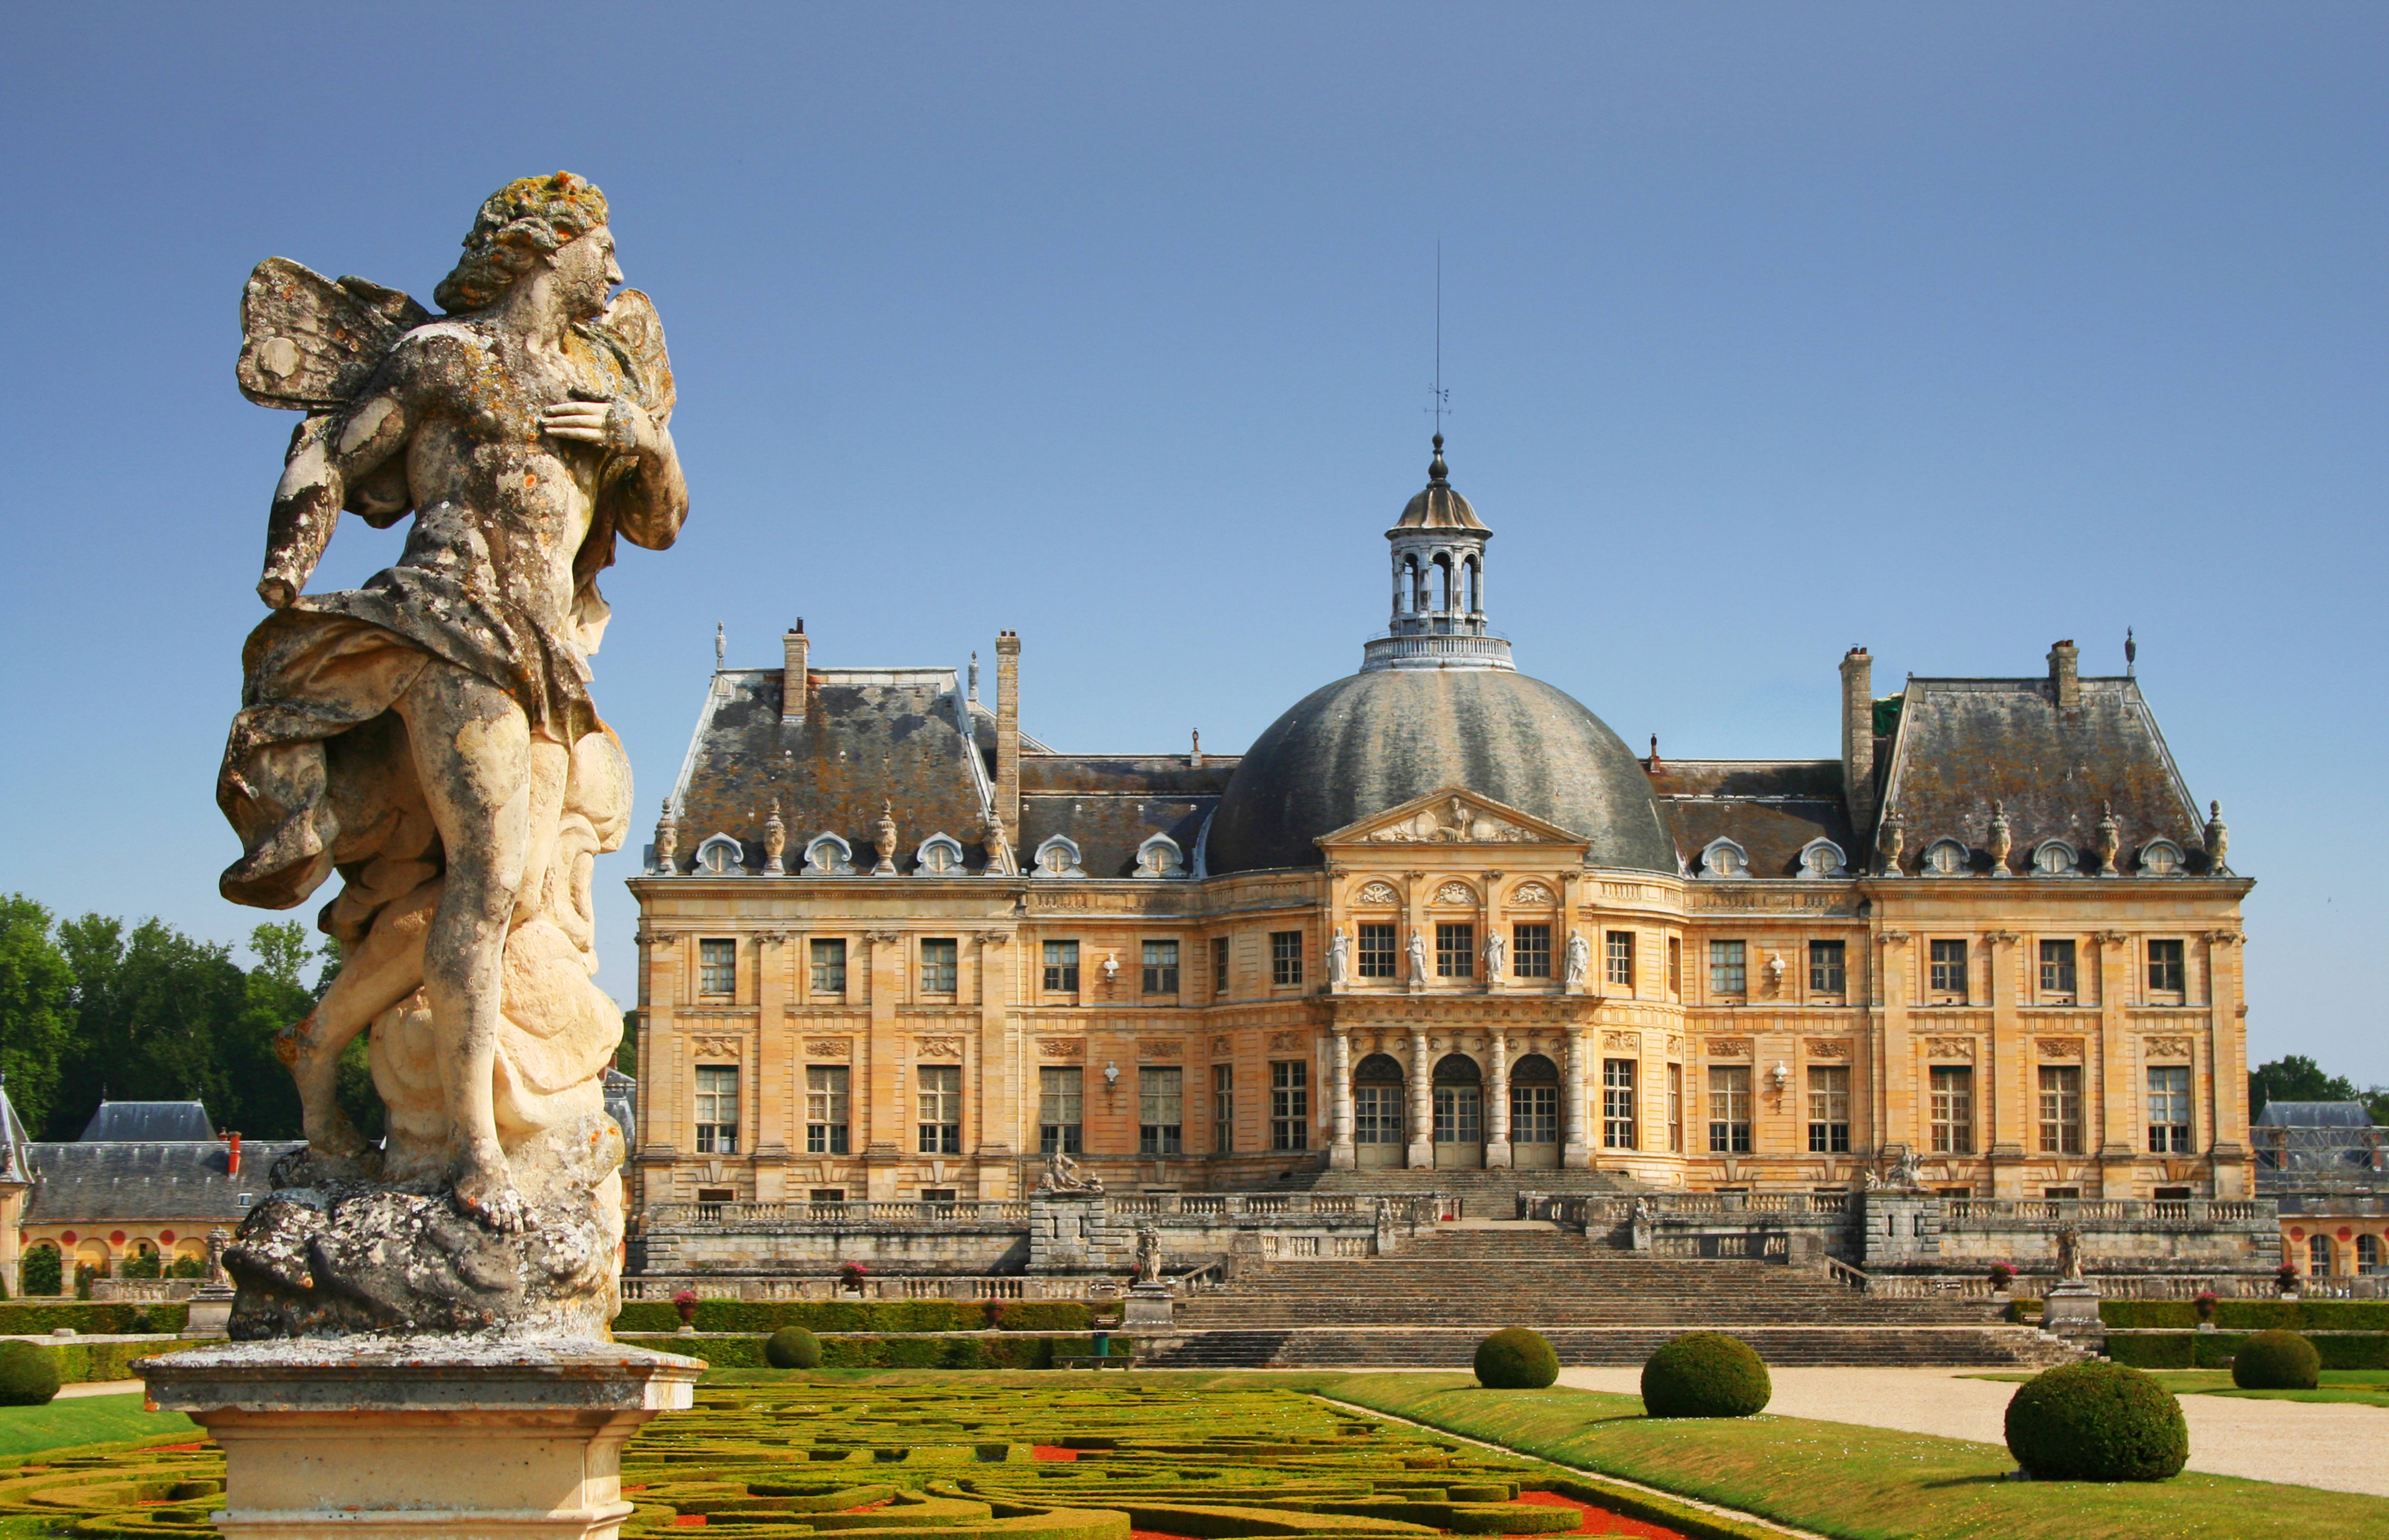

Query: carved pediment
left=1321, top=787, right=1586, bottom=850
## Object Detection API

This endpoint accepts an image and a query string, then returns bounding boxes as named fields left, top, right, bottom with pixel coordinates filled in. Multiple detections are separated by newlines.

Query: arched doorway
left=1510, top=1053, right=1560, bottom=1169
left=1353, top=1054, right=1406, bottom=1169
left=1432, top=1053, right=1484, bottom=1169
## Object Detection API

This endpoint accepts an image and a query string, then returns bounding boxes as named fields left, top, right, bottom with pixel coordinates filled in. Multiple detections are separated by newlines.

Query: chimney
left=781, top=621, right=808, bottom=724
left=2047, top=639, right=2079, bottom=712
left=995, top=631, right=1022, bottom=843
left=226, top=1132, right=241, bottom=1177
left=1840, top=647, right=1876, bottom=834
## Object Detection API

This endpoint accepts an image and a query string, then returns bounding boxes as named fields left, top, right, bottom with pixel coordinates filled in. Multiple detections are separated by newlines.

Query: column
left=1562, top=1026, right=1590, bottom=1169
left=1327, top=1025, right=1356, bottom=1170
left=1484, top=1031, right=1512, bottom=1168
left=1406, top=1028, right=1433, bottom=1169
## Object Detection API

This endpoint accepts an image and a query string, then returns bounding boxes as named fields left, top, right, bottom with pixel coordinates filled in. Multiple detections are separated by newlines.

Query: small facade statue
left=874, top=800, right=900, bottom=875
left=1986, top=800, right=2012, bottom=876
left=1564, top=931, right=1590, bottom=990
left=2205, top=800, right=2230, bottom=876
left=204, top=1226, right=234, bottom=1286
left=1629, top=1195, right=1655, bottom=1251
left=1326, top=928, right=1350, bottom=988
left=1037, top=1148, right=1103, bottom=1195
left=1877, top=1148, right=1923, bottom=1190
left=1482, top=929, right=1506, bottom=986
left=2092, top=801, right=2121, bottom=876
left=1763, top=951, right=1786, bottom=994
left=2053, top=1221, right=2085, bottom=1282
left=654, top=799, right=680, bottom=874
left=1134, top=1224, right=1163, bottom=1283
left=1876, top=811, right=1906, bottom=876
left=762, top=800, right=788, bottom=875
left=1406, top=930, right=1429, bottom=988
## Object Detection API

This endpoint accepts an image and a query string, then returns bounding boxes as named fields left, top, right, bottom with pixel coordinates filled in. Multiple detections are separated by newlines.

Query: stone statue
left=2092, top=802, right=2121, bottom=876
left=982, top=816, right=1015, bottom=876
left=1326, top=928, right=1350, bottom=988
left=873, top=800, right=900, bottom=875
left=1407, top=930, right=1428, bottom=987
left=762, top=800, right=788, bottom=876
left=1878, top=1149, right=1923, bottom=1190
left=2053, top=1222, right=2085, bottom=1282
left=654, top=798, right=680, bottom=874
left=2206, top=800, right=2230, bottom=876
left=1986, top=800, right=2012, bottom=876
left=1564, top=931, right=1590, bottom=990
left=1037, top=1148, right=1103, bottom=1195
left=1134, top=1224, right=1163, bottom=1283
left=213, top=173, right=685, bottom=1337
left=1629, top=1195, right=1655, bottom=1252
left=1876, top=812, right=1905, bottom=877
left=1482, top=929, right=1506, bottom=986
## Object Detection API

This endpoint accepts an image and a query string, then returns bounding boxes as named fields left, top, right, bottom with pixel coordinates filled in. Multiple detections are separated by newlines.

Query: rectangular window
left=1606, top=930, right=1635, bottom=989
left=804, top=1065, right=849, bottom=1155
left=695, top=1064, right=739, bottom=1153
left=1508, top=1080, right=1557, bottom=1145
left=1707, top=1065, right=1751, bottom=1153
left=1043, top=940, right=1080, bottom=993
left=1514, top=924, right=1552, bottom=979
left=1709, top=940, right=1746, bottom=996
left=1809, top=940, right=1846, bottom=995
left=1212, top=936, right=1230, bottom=996
left=1667, top=1063, right=1684, bottom=1153
left=1213, top=1063, right=1234, bottom=1153
left=2147, top=1065, right=2192, bottom=1153
left=1808, top=1065, right=1851, bottom=1153
left=1357, top=923, right=1398, bottom=979
left=1270, top=931, right=1304, bottom=987
left=1929, top=938, right=1968, bottom=996
left=699, top=938, right=736, bottom=996
left=1667, top=937, right=1682, bottom=996
left=1038, top=1066, right=1083, bottom=1154
left=1142, top=940, right=1180, bottom=995
left=919, top=937, right=957, bottom=994
left=1437, top=923, right=1475, bottom=978
left=1139, top=1066, right=1184, bottom=1154
left=2038, top=1064, right=2084, bottom=1155
left=2040, top=939, right=2077, bottom=997
left=1602, top=1059, right=1637, bottom=1149
left=809, top=938, right=847, bottom=998
left=1930, top=1066, right=1974, bottom=1155
left=2147, top=938, right=2185, bottom=994
left=1270, top=1060, right=1309, bottom=1150
left=916, top=1063, right=962, bottom=1154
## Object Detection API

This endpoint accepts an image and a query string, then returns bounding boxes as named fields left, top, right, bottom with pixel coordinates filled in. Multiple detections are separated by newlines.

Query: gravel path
left=1555, top=1366, right=2389, bottom=1497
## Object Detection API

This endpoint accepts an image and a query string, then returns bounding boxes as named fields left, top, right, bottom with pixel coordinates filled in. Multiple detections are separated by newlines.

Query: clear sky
left=0, top=4, right=2381, bottom=1081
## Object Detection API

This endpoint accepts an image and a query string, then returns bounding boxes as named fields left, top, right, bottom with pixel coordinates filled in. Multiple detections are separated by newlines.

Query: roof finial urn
left=1428, top=432, right=1448, bottom=483
left=654, top=798, right=679, bottom=874
left=762, top=799, right=787, bottom=875
left=1986, top=800, right=2012, bottom=877
left=2093, top=800, right=2121, bottom=876
left=874, top=799, right=900, bottom=876
left=1876, top=810, right=1905, bottom=877
left=2205, top=800, right=2230, bottom=876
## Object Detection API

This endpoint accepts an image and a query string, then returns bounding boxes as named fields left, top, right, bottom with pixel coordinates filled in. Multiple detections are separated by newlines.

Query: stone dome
left=1204, top=667, right=1677, bottom=875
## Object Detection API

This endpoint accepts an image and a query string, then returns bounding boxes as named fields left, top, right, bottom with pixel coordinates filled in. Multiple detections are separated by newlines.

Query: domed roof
left=1205, top=668, right=1677, bottom=875
left=1392, top=435, right=1487, bottom=532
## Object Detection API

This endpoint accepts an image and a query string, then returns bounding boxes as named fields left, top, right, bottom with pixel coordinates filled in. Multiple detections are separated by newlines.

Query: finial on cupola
left=2125, top=626, right=2136, bottom=676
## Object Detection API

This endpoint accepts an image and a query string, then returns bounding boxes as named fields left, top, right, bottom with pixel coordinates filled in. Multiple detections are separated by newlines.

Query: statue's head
left=435, top=172, right=615, bottom=314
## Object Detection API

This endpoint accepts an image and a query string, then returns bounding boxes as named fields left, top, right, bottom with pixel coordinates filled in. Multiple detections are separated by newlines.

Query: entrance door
left=1509, top=1052, right=1561, bottom=1169
left=1432, top=1053, right=1485, bottom=1170
left=1352, top=1053, right=1406, bottom=1169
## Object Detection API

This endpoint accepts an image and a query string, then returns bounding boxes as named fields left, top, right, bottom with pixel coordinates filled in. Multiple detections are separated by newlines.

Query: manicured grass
left=0, top=1393, right=196, bottom=1459
left=1318, top=1370, right=2389, bottom=1540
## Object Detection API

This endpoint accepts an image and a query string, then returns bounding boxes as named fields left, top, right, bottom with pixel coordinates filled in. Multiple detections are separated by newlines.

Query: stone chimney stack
left=1840, top=647, right=1876, bottom=835
left=781, top=621, right=809, bottom=723
left=995, top=630, right=1022, bottom=843
left=2047, top=639, right=2080, bottom=712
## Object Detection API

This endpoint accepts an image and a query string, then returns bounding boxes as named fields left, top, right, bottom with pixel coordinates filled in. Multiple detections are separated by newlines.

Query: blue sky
left=1, top=4, right=2381, bottom=1080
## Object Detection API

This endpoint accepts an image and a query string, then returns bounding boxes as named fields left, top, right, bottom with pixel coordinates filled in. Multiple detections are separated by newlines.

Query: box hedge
left=616, top=1332, right=1126, bottom=1369
left=0, top=1302, right=190, bottom=1335
left=2098, top=1299, right=2389, bottom=1331
left=611, top=1299, right=1092, bottom=1334
left=2104, top=1330, right=2389, bottom=1370
left=2004, top=1362, right=2187, bottom=1482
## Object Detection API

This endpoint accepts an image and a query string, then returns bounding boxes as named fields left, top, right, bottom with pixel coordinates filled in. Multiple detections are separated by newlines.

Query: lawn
left=1966, top=1368, right=2389, bottom=1407
left=0, top=1393, right=195, bottom=1459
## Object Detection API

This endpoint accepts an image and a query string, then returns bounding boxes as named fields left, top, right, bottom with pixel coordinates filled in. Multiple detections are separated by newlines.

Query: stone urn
left=672, top=1291, right=699, bottom=1335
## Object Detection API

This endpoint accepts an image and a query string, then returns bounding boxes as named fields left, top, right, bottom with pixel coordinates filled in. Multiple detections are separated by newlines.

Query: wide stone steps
left=1141, top=1325, right=2075, bottom=1370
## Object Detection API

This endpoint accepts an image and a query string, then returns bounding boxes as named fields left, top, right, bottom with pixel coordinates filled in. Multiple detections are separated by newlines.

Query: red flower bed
left=1513, top=1489, right=1690, bottom=1539
left=1031, top=1445, right=1079, bottom=1462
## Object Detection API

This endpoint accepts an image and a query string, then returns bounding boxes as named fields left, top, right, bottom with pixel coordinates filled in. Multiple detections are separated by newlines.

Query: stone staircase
left=1142, top=1220, right=2078, bottom=1369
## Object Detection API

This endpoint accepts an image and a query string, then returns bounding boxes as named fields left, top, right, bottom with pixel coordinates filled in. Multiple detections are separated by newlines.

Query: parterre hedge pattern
left=0, top=1379, right=1704, bottom=1540
left=615, top=1335, right=1126, bottom=1370
left=612, top=1303, right=1094, bottom=1335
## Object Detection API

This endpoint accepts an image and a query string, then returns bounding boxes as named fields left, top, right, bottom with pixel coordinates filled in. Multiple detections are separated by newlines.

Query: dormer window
left=2137, top=839, right=2185, bottom=876
left=1135, top=833, right=1185, bottom=878
left=1032, top=835, right=1085, bottom=878
left=913, top=834, right=967, bottom=875
left=1796, top=839, right=1847, bottom=879
left=1921, top=838, right=1969, bottom=877
left=801, top=833, right=855, bottom=876
left=2031, top=839, right=2077, bottom=877
left=1700, top=838, right=1749, bottom=878
left=694, top=835, right=744, bottom=875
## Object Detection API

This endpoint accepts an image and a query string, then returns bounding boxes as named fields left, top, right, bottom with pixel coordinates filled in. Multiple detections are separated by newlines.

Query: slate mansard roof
left=79, top=1100, right=217, bottom=1143
left=1651, top=759, right=1857, bottom=879
left=23, top=1141, right=304, bottom=1225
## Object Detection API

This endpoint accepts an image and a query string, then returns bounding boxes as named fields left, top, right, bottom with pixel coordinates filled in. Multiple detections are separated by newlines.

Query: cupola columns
left=1362, top=435, right=1513, bottom=673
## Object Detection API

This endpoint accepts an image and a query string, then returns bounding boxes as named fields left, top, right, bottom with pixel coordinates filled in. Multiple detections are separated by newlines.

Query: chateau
left=626, top=439, right=2252, bottom=1213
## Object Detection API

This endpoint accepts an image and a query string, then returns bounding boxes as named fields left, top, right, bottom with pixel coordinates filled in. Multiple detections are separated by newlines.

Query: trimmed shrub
left=0, top=1302, right=189, bottom=1335
left=2232, top=1328, right=2320, bottom=1389
left=0, top=1342, right=60, bottom=1406
left=1472, top=1329, right=1558, bottom=1389
left=20, top=1249, right=60, bottom=1297
left=2004, top=1362, right=2187, bottom=1482
left=1639, top=1333, right=1771, bottom=1418
left=764, top=1327, right=823, bottom=1369
left=611, top=1299, right=1094, bottom=1335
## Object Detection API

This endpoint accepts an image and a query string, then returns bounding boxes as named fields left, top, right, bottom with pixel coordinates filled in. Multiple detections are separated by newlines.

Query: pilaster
left=1484, top=1029, right=1512, bottom=1168
left=1562, top=1026, right=1590, bottom=1169
left=2095, top=929, right=2134, bottom=1198
left=1405, top=1027, right=1432, bottom=1169
left=863, top=930, right=904, bottom=1199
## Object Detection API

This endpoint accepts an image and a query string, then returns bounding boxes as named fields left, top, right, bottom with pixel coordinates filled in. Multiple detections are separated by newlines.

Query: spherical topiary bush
left=2232, top=1329, right=2321, bottom=1390
left=764, top=1326, right=823, bottom=1370
left=0, top=1342, right=60, bottom=1406
left=1473, top=1328, right=1559, bottom=1389
left=1639, top=1333, right=1772, bottom=1418
left=2004, top=1362, right=2187, bottom=1481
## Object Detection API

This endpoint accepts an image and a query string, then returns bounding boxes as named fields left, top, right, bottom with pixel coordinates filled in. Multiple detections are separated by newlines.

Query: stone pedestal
left=184, top=1284, right=236, bottom=1338
left=2038, top=1279, right=2104, bottom=1348
left=137, top=1338, right=702, bottom=1540
left=1121, top=1282, right=1175, bottom=1330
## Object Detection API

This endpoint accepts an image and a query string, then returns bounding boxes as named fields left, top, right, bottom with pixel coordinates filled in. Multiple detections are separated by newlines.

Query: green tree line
left=2250, top=1054, right=2389, bottom=1126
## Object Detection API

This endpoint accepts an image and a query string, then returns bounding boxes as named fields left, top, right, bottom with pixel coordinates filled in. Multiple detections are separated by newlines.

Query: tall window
left=1437, top=923, right=1475, bottom=978
left=1707, top=1065, right=1751, bottom=1153
left=1514, top=924, right=1552, bottom=979
left=805, top=1065, right=849, bottom=1154
left=1809, top=940, right=1845, bottom=995
left=919, top=937, right=957, bottom=994
left=1038, top=1066, right=1083, bottom=1154
left=1667, top=1063, right=1684, bottom=1153
left=1509, top=1058, right=1558, bottom=1146
left=2147, top=938, right=2185, bottom=994
left=2038, top=1065, right=2084, bottom=1155
left=1808, top=1065, right=1851, bottom=1153
left=1212, top=936, right=1230, bottom=996
left=2308, top=1234, right=2334, bottom=1276
left=694, top=1064, right=739, bottom=1153
left=1212, top=1064, right=1234, bottom=1152
left=2360, top=1235, right=2383, bottom=1271
left=2147, top=1065, right=2192, bottom=1153
left=916, top=1063, right=962, bottom=1154
left=1270, top=931, right=1304, bottom=986
left=1667, top=937, right=1682, bottom=996
left=1139, top=1067, right=1184, bottom=1154
left=1930, top=1066, right=1974, bottom=1155
left=1602, top=1059, right=1637, bottom=1149
left=1606, top=931, right=1635, bottom=988
left=1142, top=940, right=1179, bottom=995
left=1709, top=940, right=1746, bottom=996
left=1270, top=1060, right=1309, bottom=1150
left=1358, top=924, right=1398, bottom=979
left=810, top=938, right=847, bottom=998
left=1043, top=940, right=1080, bottom=993
left=1929, top=939, right=1968, bottom=996
left=2040, top=939, right=2076, bottom=997
left=699, top=938, right=736, bottom=996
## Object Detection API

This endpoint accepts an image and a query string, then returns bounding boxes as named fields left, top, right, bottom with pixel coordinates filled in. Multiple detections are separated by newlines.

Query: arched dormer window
left=2136, top=838, right=2185, bottom=876
left=1032, top=835, right=1085, bottom=878
left=914, top=833, right=967, bottom=875
left=800, top=832, right=855, bottom=876
left=1699, top=838, right=1749, bottom=878
left=1920, top=837, right=1970, bottom=877
left=1135, top=833, right=1185, bottom=878
left=1795, top=838, right=1847, bottom=879
left=693, top=834, right=745, bottom=876
left=2030, top=839, right=2078, bottom=877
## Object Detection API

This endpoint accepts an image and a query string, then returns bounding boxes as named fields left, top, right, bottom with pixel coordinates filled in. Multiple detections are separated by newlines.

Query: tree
left=0, top=895, right=74, bottom=1134
left=2250, top=1056, right=2389, bottom=1126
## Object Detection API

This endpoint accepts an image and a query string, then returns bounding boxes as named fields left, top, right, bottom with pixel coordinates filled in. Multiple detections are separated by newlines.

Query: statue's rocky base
left=138, top=1337, right=700, bottom=1540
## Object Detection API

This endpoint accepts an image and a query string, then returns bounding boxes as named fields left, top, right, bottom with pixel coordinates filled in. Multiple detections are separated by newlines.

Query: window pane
left=1213, top=1063, right=1234, bottom=1152
left=1510, top=1083, right=1557, bottom=1145
left=695, top=1063, right=739, bottom=1153
left=1931, top=1067, right=1974, bottom=1155
left=1667, top=937, right=1682, bottom=996
left=1514, top=924, right=1552, bottom=979
left=1437, top=924, right=1474, bottom=978
left=1212, top=936, right=1231, bottom=995
left=920, top=938, right=957, bottom=993
left=1139, top=1066, right=1184, bottom=1154
left=810, top=938, right=847, bottom=997
left=1142, top=940, right=1180, bottom=995
left=1039, top=1065, right=1083, bottom=1153
left=1270, top=1060, right=1308, bottom=1149
left=1709, top=941, right=1745, bottom=995
left=2146, top=1064, right=2192, bottom=1153
left=1667, top=1063, right=1684, bottom=1153
left=2038, top=1065, right=2083, bottom=1155
left=1270, top=931, right=1304, bottom=986
left=1606, top=931, right=1635, bottom=988
left=1358, top=924, right=1398, bottom=978
left=806, top=1064, right=849, bottom=1155
left=1808, top=941, right=1845, bottom=994
left=1043, top=940, right=1079, bottom=993
left=1707, top=1065, right=1751, bottom=1153
left=1807, top=1065, right=1851, bottom=1153
left=700, top=938, right=736, bottom=995
left=2148, top=939, right=2185, bottom=993
left=1602, top=1058, right=1636, bottom=1149
left=2039, top=939, right=2076, bottom=995
left=1930, top=939, right=1968, bottom=994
